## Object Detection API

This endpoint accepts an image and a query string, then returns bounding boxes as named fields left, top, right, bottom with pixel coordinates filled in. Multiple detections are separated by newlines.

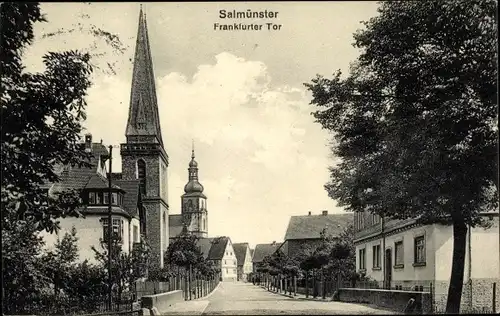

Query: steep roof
left=125, top=7, right=163, bottom=145
left=252, top=243, right=281, bottom=263
left=207, top=237, right=229, bottom=260
left=233, top=243, right=249, bottom=266
left=168, top=214, right=184, bottom=238
left=196, top=238, right=214, bottom=259
left=284, top=213, right=353, bottom=241
left=48, top=143, right=108, bottom=192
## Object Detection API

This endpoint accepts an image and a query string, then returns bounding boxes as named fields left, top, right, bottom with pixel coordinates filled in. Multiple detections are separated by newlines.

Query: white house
left=233, top=243, right=253, bottom=281
left=41, top=138, right=145, bottom=264
left=354, top=210, right=500, bottom=312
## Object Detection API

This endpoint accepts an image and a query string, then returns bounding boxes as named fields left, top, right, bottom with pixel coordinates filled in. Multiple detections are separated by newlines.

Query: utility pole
left=107, top=145, right=113, bottom=311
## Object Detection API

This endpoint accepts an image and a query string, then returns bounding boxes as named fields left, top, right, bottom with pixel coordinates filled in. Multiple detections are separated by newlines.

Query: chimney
left=271, top=241, right=276, bottom=245
left=84, top=134, right=92, bottom=152
left=322, top=210, right=328, bottom=216
left=308, top=211, right=311, bottom=216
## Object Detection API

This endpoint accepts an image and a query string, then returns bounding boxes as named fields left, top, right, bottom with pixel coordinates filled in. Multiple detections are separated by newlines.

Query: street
left=163, top=282, right=394, bottom=315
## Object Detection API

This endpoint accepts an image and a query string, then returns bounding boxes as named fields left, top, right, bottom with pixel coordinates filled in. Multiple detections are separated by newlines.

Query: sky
left=24, top=2, right=381, bottom=248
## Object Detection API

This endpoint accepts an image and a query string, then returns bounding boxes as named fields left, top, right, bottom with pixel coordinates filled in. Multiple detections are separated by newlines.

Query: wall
left=41, top=213, right=133, bottom=264
left=355, top=224, right=435, bottom=286
left=122, top=154, right=168, bottom=269
left=433, top=216, right=499, bottom=313
left=221, top=240, right=237, bottom=281
left=337, top=288, right=432, bottom=314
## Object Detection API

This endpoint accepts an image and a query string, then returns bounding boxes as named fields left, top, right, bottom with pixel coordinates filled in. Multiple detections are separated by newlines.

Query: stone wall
left=337, top=288, right=432, bottom=314
left=433, top=278, right=499, bottom=313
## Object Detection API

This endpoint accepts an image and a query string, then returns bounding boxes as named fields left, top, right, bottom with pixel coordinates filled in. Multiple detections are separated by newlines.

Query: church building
left=42, top=7, right=169, bottom=270
left=169, top=145, right=208, bottom=239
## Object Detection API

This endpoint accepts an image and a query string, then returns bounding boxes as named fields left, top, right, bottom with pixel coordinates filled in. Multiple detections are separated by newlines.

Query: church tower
left=121, top=7, right=169, bottom=269
left=181, top=144, right=208, bottom=238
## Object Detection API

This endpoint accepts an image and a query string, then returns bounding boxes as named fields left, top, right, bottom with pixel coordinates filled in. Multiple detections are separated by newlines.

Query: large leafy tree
left=305, top=1, right=497, bottom=313
left=1, top=2, right=94, bottom=233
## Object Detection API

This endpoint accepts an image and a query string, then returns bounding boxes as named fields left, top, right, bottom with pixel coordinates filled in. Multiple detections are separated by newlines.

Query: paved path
left=164, top=282, right=395, bottom=315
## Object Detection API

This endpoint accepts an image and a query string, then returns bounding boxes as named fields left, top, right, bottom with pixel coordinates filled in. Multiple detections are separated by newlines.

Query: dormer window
left=89, top=191, right=123, bottom=206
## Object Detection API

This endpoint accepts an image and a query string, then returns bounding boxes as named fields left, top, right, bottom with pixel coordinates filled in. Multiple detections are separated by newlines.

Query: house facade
left=42, top=137, right=144, bottom=264
left=279, top=211, right=353, bottom=258
left=197, top=237, right=237, bottom=281
left=233, top=243, right=253, bottom=281
left=354, top=210, right=500, bottom=312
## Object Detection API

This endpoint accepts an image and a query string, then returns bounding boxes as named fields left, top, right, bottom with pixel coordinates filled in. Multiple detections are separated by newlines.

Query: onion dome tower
left=181, top=142, right=207, bottom=238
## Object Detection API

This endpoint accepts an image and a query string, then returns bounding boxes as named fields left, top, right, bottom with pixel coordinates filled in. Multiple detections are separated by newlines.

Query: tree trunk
left=445, top=221, right=468, bottom=314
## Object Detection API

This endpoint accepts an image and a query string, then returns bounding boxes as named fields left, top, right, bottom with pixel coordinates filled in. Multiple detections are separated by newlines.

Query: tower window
left=137, top=159, right=146, bottom=195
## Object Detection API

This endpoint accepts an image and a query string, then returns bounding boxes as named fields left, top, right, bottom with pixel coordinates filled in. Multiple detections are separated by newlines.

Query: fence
left=135, top=273, right=220, bottom=302
left=340, top=279, right=499, bottom=314
left=21, top=294, right=139, bottom=316
left=254, top=272, right=343, bottom=299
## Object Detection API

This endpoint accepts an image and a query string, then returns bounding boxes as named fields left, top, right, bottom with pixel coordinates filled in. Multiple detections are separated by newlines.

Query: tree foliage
left=92, top=235, right=150, bottom=297
left=305, top=1, right=497, bottom=312
left=1, top=2, right=93, bottom=234
left=165, top=233, right=220, bottom=279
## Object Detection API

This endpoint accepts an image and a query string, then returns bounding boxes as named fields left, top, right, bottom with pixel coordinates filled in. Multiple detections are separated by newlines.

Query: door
left=385, top=249, right=392, bottom=289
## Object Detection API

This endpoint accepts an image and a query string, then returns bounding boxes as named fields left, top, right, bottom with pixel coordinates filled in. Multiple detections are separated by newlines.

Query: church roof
left=125, top=7, right=163, bottom=145
left=233, top=243, right=249, bottom=267
left=284, top=213, right=353, bottom=241
left=168, top=214, right=184, bottom=238
left=252, top=243, right=282, bottom=263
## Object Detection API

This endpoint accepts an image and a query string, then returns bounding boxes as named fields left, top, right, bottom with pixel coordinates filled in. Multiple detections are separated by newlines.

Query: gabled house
left=279, top=211, right=353, bottom=258
left=233, top=243, right=253, bottom=281
left=41, top=135, right=145, bottom=263
left=252, top=242, right=282, bottom=273
left=196, top=237, right=237, bottom=281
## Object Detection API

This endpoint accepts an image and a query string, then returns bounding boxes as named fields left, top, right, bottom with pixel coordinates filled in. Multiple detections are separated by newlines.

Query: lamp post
left=107, top=145, right=113, bottom=311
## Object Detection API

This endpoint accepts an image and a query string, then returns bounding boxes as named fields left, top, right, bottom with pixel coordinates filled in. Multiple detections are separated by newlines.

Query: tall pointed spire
left=125, top=6, right=163, bottom=145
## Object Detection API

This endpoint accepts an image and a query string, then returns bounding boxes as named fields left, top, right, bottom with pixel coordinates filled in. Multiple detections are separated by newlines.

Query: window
left=102, top=218, right=123, bottom=242
left=395, top=241, right=404, bottom=266
left=133, top=225, right=139, bottom=243
left=96, top=192, right=102, bottom=204
left=112, top=192, right=118, bottom=205
left=372, top=245, right=381, bottom=269
left=224, top=260, right=226, bottom=264
left=104, top=193, right=109, bottom=205
left=373, top=214, right=380, bottom=225
left=137, top=160, right=146, bottom=195
left=226, top=268, right=228, bottom=274
left=203, top=218, right=206, bottom=231
left=89, top=192, right=96, bottom=204
left=359, top=248, right=366, bottom=270
left=414, top=236, right=425, bottom=264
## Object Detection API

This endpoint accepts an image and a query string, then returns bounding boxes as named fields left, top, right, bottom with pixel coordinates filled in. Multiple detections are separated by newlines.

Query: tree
left=305, top=1, right=497, bottom=313
left=40, top=226, right=79, bottom=298
left=92, top=235, right=150, bottom=301
left=1, top=2, right=94, bottom=234
left=165, top=233, right=204, bottom=275
left=1, top=221, right=50, bottom=314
